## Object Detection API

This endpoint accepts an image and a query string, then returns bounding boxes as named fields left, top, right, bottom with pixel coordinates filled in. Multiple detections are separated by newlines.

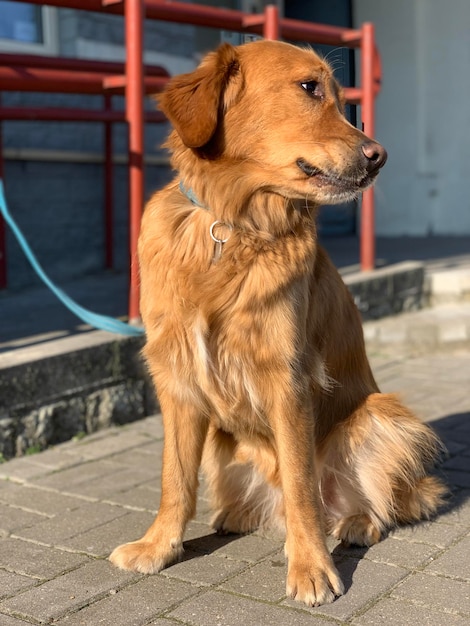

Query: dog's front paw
left=286, top=559, right=344, bottom=606
left=109, top=539, right=183, bottom=574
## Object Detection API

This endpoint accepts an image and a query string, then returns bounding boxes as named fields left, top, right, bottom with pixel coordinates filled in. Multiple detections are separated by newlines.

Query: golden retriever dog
left=110, top=40, right=446, bottom=606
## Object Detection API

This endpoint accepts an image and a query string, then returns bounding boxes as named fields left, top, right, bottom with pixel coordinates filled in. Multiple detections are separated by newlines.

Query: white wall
left=354, top=0, right=470, bottom=235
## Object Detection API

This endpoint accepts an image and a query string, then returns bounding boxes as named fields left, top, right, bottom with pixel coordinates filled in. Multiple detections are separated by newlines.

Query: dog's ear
left=157, top=43, right=241, bottom=148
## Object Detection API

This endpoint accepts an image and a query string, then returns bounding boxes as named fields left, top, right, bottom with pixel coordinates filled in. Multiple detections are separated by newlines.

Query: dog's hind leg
left=322, top=393, right=446, bottom=546
left=202, top=426, right=283, bottom=535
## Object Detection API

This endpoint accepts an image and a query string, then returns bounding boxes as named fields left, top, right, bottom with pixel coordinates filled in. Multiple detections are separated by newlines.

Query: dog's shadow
left=181, top=531, right=242, bottom=559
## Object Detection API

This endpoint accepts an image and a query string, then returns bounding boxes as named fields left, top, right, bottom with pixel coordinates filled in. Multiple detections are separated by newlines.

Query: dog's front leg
left=109, top=390, right=208, bottom=574
left=272, top=396, right=344, bottom=606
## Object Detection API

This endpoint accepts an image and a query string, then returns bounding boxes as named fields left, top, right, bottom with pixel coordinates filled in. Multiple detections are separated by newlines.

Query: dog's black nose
left=361, top=141, right=387, bottom=173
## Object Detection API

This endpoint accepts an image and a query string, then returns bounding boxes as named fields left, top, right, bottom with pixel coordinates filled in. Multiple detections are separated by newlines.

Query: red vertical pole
left=360, top=22, right=376, bottom=271
left=104, top=93, right=114, bottom=269
left=0, top=93, right=6, bottom=289
left=125, top=0, right=144, bottom=323
left=263, top=4, right=280, bottom=40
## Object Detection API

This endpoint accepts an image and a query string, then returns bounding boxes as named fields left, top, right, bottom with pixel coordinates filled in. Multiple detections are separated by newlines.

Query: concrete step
left=364, top=302, right=470, bottom=355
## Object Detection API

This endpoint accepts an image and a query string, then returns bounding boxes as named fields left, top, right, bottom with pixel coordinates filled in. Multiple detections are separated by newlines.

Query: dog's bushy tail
left=322, top=393, right=447, bottom=535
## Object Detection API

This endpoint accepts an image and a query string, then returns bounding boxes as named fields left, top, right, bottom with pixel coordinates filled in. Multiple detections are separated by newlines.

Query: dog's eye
left=300, top=81, right=324, bottom=99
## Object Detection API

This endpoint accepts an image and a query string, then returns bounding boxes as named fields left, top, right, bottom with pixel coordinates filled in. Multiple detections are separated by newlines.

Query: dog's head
left=158, top=40, right=387, bottom=206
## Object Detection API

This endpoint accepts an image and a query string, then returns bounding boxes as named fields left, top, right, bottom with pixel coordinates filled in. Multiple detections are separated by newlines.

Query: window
left=0, top=1, right=58, bottom=55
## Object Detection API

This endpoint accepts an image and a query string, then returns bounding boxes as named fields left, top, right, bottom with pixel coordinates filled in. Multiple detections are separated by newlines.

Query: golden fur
left=110, top=40, right=446, bottom=606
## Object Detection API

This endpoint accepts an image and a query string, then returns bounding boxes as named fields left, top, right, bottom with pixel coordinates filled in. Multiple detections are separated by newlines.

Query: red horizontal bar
left=103, top=74, right=168, bottom=94
left=279, top=17, right=362, bottom=46
left=0, top=67, right=168, bottom=95
left=20, top=0, right=362, bottom=47
left=0, top=53, right=169, bottom=77
left=344, top=87, right=362, bottom=105
left=0, top=106, right=166, bottom=123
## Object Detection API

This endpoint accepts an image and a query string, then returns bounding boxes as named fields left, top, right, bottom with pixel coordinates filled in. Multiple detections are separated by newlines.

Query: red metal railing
left=0, top=0, right=382, bottom=325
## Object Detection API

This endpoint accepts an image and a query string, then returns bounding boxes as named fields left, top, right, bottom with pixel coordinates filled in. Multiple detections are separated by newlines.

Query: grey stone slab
left=338, top=536, right=441, bottom=569
left=423, top=535, right=470, bottom=580
left=0, top=614, right=34, bottom=625
left=284, top=558, right=408, bottom=622
left=443, top=469, right=470, bottom=489
left=352, top=597, right=469, bottom=625
left=0, top=569, right=36, bottom=600
left=103, top=441, right=163, bottom=469
left=184, top=527, right=280, bottom=563
left=120, top=414, right=164, bottom=440
left=220, top=554, right=287, bottom=602
left=54, top=576, right=198, bottom=626
left=66, top=431, right=153, bottom=462
left=0, top=559, right=139, bottom=623
left=169, top=589, right=331, bottom=625
left=1, top=504, right=47, bottom=535
left=0, top=483, right=85, bottom=516
left=0, top=457, right=56, bottom=482
left=162, top=552, right=247, bottom=586
left=13, top=446, right=85, bottom=471
left=209, top=532, right=280, bottom=563
left=390, top=519, right=468, bottom=547
left=435, top=491, right=470, bottom=525
left=31, top=458, right=126, bottom=492
left=391, top=572, right=470, bottom=615
left=63, top=510, right=155, bottom=557
left=0, top=537, right=89, bottom=579
left=15, top=501, right=129, bottom=544
left=63, top=466, right=157, bottom=500
left=104, top=484, right=160, bottom=511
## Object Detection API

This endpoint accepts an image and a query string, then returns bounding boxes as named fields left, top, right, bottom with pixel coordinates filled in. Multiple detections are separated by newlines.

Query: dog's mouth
left=296, top=158, right=375, bottom=195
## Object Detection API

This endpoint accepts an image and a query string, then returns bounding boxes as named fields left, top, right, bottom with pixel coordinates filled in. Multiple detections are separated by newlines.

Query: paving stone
left=283, top=558, right=408, bottom=622
left=423, top=535, right=470, bottom=580
left=31, top=458, right=127, bottom=492
left=65, top=431, right=153, bottom=462
left=0, top=537, right=89, bottom=579
left=390, top=519, right=468, bottom=547
left=54, top=576, right=198, bottom=625
left=0, top=569, right=36, bottom=600
left=1, top=504, right=47, bottom=534
left=391, top=571, right=470, bottom=615
left=0, top=483, right=85, bottom=516
left=162, top=552, right=247, bottom=586
left=435, top=490, right=470, bottom=526
left=0, top=457, right=55, bottom=482
left=210, top=532, right=280, bottom=563
left=15, top=501, right=129, bottom=544
left=106, top=441, right=163, bottom=468
left=169, top=589, right=331, bottom=625
left=220, top=554, right=287, bottom=602
left=63, top=510, right=155, bottom=557
left=120, top=414, right=164, bottom=440
left=443, top=469, right=470, bottom=489
left=62, top=466, right=157, bottom=499
left=338, top=536, right=441, bottom=569
left=352, top=597, right=469, bottom=625
left=0, top=559, right=140, bottom=623
left=185, top=528, right=279, bottom=563
left=0, top=613, right=34, bottom=625
left=104, top=484, right=161, bottom=511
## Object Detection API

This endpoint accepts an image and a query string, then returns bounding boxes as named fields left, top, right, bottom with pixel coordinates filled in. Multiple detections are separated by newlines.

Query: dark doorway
left=285, top=0, right=357, bottom=236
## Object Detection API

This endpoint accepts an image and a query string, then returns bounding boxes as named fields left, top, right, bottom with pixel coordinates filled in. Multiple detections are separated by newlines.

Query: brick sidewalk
left=0, top=349, right=469, bottom=625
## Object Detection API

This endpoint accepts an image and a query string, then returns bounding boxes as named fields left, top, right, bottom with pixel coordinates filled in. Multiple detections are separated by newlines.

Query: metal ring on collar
left=210, top=221, right=233, bottom=244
